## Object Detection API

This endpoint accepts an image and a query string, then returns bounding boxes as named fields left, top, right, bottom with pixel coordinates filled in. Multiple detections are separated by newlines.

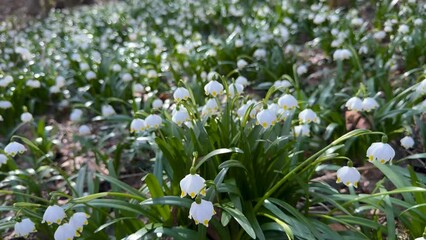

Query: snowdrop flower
left=273, top=80, right=292, bottom=89
left=130, top=119, right=146, bottom=133
left=202, top=99, right=220, bottom=116
left=132, top=83, right=144, bottom=95
left=351, top=18, right=364, bottom=27
left=26, top=79, right=41, bottom=88
left=50, top=85, right=61, bottom=93
left=373, top=31, right=386, bottom=40
left=345, top=97, right=363, bottom=111
left=400, top=136, right=415, bottom=149
left=54, top=223, right=77, bottom=240
left=112, top=64, right=122, bottom=72
left=14, top=218, right=36, bottom=237
left=278, top=94, right=298, bottom=110
left=0, top=100, right=12, bottom=109
left=237, top=59, right=248, bottom=70
left=101, top=105, right=116, bottom=117
left=147, top=69, right=158, bottom=78
left=293, top=125, right=310, bottom=137
left=189, top=199, right=216, bottom=227
left=122, top=73, right=133, bottom=82
left=55, top=76, right=66, bottom=88
left=362, top=98, right=379, bottom=112
left=398, top=24, right=409, bottom=34
left=299, top=109, right=319, bottom=124
left=0, top=75, right=13, bottom=87
left=313, top=14, right=326, bottom=24
left=180, top=173, right=206, bottom=198
left=253, top=48, right=266, bottom=59
left=42, top=205, right=66, bottom=225
left=256, top=109, right=277, bottom=128
left=172, top=107, right=190, bottom=126
left=173, top=87, right=190, bottom=102
left=145, top=114, right=162, bottom=129
left=78, top=125, right=91, bottom=135
left=70, top=109, right=83, bottom=122
left=366, top=142, right=395, bottom=164
left=359, top=45, right=368, bottom=55
left=297, top=65, right=308, bottom=75
left=414, top=18, right=423, bottom=26
left=20, top=112, right=33, bottom=123
left=416, top=79, right=426, bottom=95
left=235, top=39, right=244, bottom=48
left=336, top=166, right=361, bottom=188
left=69, top=212, right=90, bottom=233
left=0, top=154, right=7, bottom=166
left=333, top=49, right=352, bottom=60
left=204, top=80, right=224, bottom=97
left=80, top=63, right=89, bottom=71
left=85, top=71, right=96, bottom=80
left=227, top=83, right=244, bottom=97
left=4, top=142, right=27, bottom=157
left=235, top=76, right=249, bottom=86
left=152, top=98, right=163, bottom=109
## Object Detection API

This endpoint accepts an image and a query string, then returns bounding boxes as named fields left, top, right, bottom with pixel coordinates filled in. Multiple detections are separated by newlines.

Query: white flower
left=362, top=98, right=379, bottom=112
left=122, top=73, right=133, bottom=82
left=42, top=205, right=66, bottom=225
left=256, top=109, right=277, bottom=128
left=416, top=79, right=426, bottom=95
left=313, top=14, right=326, bottom=24
left=50, top=85, right=61, bottom=93
left=336, top=166, right=361, bottom=187
left=0, top=100, right=12, bottom=109
left=400, top=136, right=415, bottom=149
left=102, top=105, right=116, bottom=117
left=147, top=69, right=158, bottom=78
left=4, top=142, right=27, bottom=157
left=204, top=80, right=224, bottom=97
left=69, top=212, right=90, bottom=233
left=359, top=45, right=368, bottom=55
left=85, top=71, right=96, bottom=80
left=414, top=18, right=423, bottom=26
left=132, top=83, right=144, bottom=95
left=333, top=49, right=352, bottom=60
left=26, top=79, right=41, bottom=88
left=227, top=83, right=244, bottom=97
left=235, top=76, right=249, bottom=86
left=202, top=99, right=220, bottom=116
left=237, top=59, right=248, bottom=70
left=78, top=125, right=91, bottom=135
left=278, top=94, right=298, bottom=110
left=112, top=64, right=122, bottom=72
left=351, top=18, right=364, bottom=27
left=189, top=199, right=216, bottom=227
left=373, top=31, right=386, bottom=40
left=253, top=48, right=267, bottom=59
left=296, top=65, right=308, bottom=75
left=0, top=75, right=13, bottom=87
left=366, top=142, right=395, bottom=164
left=152, top=98, right=163, bottom=109
left=0, top=154, right=7, bottom=166
left=130, top=119, right=146, bottom=133
left=172, top=107, right=190, bottom=126
left=180, top=173, right=206, bottom=198
left=54, top=223, right=78, bottom=240
left=293, top=125, right=310, bottom=137
left=173, top=87, right=190, bottom=102
left=298, top=109, right=319, bottom=124
left=14, top=218, right=36, bottom=237
left=55, top=76, right=66, bottom=88
left=398, top=24, right=409, bottom=34
left=70, top=109, right=83, bottom=122
left=345, top=97, right=363, bottom=111
left=273, top=80, right=292, bottom=89
left=145, top=114, right=162, bottom=129
left=235, top=39, right=244, bottom=48
left=21, top=112, right=33, bottom=123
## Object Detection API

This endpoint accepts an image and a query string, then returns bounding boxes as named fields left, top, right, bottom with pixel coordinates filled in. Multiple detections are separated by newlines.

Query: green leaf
left=143, top=173, right=170, bottom=221
left=219, top=204, right=256, bottom=239
left=218, top=160, right=247, bottom=170
left=194, top=148, right=243, bottom=169
left=141, top=196, right=193, bottom=208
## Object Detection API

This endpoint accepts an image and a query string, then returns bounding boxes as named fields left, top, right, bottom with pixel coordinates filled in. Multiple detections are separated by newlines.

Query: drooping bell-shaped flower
left=180, top=174, right=206, bottom=198
left=4, top=142, right=27, bottom=157
left=345, top=97, right=363, bottom=111
left=333, top=49, right=352, bottom=60
left=400, top=136, right=415, bottom=150
left=14, top=218, right=36, bottom=237
left=21, top=112, right=33, bottom=123
left=42, top=205, right=66, bottom=225
left=189, top=199, right=216, bottom=227
left=78, top=125, right=91, bottom=136
left=0, top=154, right=7, bottom=166
left=101, top=105, right=116, bottom=117
left=336, top=166, right=361, bottom=188
left=298, top=109, right=319, bottom=124
left=256, top=109, right=277, bottom=129
left=202, top=99, right=220, bottom=116
left=173, top=87, right=190, bottom=102
left=366, top=142, right=395, bottom=164
left=70, top=109, right=83, bottom=122
left=204, top=80, right=224, bottom=97
left=54, top=223, right=78, bottom=240
left=172, top=107, right=190, bottom=126
left=278, top=94, right=298, bottom=110
left=362, top=98, right=379, bottom=112
left=227, top=83, right=244, bottom=97
left=293, top=125, right=310, bottom=137
left=145, top=114, right=162, bottom=130
left=152, top=98, right=163, bottom=109
left=69, top=212, right=90, bottom=233
left=416, top=79, right=426, bottom=95
left=130, top=119, right=146, bottom=133
left=235, top=76, right=249, bottom=86
left=273, top=80, right=292, bottom=89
